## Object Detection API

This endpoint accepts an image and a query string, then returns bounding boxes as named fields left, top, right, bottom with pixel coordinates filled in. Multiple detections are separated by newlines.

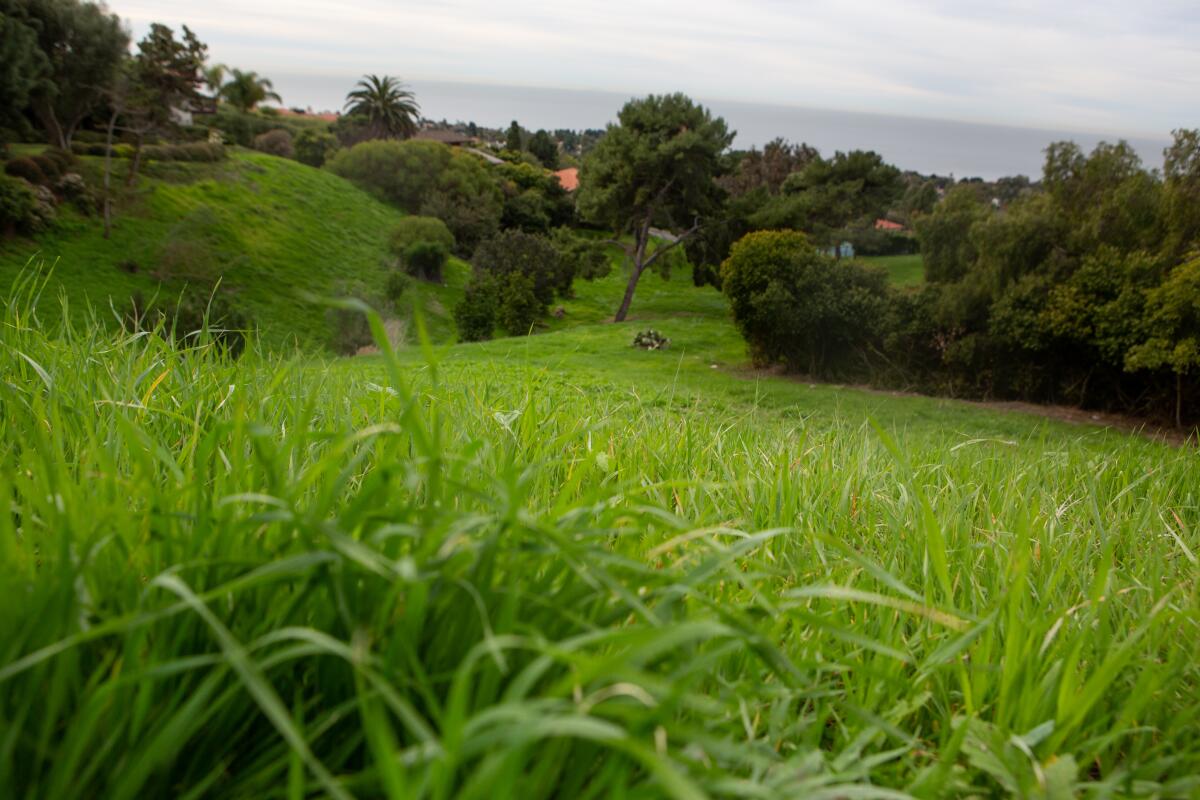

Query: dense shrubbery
left=328, top=140, right=501, bottom=253
left=252, top=128, right=294, bottom=158
left=722, top=130, right=1200, bottom=425
left=0, top=175, right=39, bottom=235
left=293, top=128, right=338, bottom=167
left=495, top=161, right=574, bottom=233
left=388, top=215, right=455, bottom=256
left=4, top=158, right=44, bottom=184
left=722, top=231, right=890, bottom=374
left=454, top=230, right=570, bottom=339
left=67, top=141, right=226, bottom=162
left=452, top=276, right=497, bottom=341
left=403, top=241, right=449, bottom=282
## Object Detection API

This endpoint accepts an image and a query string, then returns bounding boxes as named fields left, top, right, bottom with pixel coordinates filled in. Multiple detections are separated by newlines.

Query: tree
left=202, top=62, right=226, bottom=95
left=720, top=230, right=891, bottom=375
left=719, top=138, right=818, bottom=197
left=1162, top=129, right=1200, bottom=261
left=577, top=93, right=732, bottom=321
left=294, top=128, right=338, bottom=167
left=2, top=0, right=129, bottom=148
left=124, top=24, right=207, bottom=183
left=1126, top=256, right=1200, bottom=427
left=220, top=69, right=280, bottom=112
left=504, top=120, right=523, bottom=153
left=0, top=10, right=47, bottom=134
left=528, top=129, right=558, bottom=168
left=343, top=75, right=419, bottom=140
left=914, top=186, right=989, bottom=283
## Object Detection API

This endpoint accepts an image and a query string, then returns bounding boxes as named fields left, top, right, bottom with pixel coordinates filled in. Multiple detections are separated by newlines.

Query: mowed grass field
left=1, top=253, right=1197, bottom=799
left=861, top=254, right=925, bottom=287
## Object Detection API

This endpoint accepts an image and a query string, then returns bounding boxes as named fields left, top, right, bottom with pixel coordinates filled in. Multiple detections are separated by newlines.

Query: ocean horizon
left=270, top=74, right=1171, bottom=181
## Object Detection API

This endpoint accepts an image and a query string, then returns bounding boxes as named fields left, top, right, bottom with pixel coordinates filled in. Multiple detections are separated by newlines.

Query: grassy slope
left=2, top=267, right=1196, bottom=795
left=861, top=253, right=925, bottom=286
left=0, top=150, right=427, bottom=349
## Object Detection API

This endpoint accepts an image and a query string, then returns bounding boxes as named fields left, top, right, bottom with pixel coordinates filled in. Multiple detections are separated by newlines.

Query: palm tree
left=203, top=63, right=227, bottom=96
left=344, top=75, right=420, bottom=140
left=220, top=69, right=281, bottom=113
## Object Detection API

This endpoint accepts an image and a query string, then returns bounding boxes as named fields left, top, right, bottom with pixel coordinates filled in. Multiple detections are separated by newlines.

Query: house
left=169, top=95, right=218, bottom=127
left=874, top=218, right=906, bottom=232
left=553, top=167, right=579, bottom=192
left=823, top=242, right=855, bottom=259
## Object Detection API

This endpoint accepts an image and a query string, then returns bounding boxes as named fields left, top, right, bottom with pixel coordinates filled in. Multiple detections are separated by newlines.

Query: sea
left=272, top=74, right=1172, bottom=181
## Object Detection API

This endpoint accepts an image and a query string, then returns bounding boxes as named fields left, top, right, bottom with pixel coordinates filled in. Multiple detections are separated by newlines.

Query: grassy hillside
left=1, top=267, right=1195, bottom=796
left=0, top=150, right=427, bottom=349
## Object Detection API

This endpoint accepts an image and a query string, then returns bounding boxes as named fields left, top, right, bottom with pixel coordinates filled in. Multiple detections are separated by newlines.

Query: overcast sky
left=115, top=0, right=1198, bottom=137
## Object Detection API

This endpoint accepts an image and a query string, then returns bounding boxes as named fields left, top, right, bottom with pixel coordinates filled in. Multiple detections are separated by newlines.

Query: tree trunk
left=33, top=99, right=67, bottom=150
left=126, top=132, right=144, bottom=187
left=614, top=265, right=642, bottom=322
left=613, top=221, right=651, bottom=322
left=1176, top=372, right=1183, bottom=430
left=103, top=111, right=118, bottom=239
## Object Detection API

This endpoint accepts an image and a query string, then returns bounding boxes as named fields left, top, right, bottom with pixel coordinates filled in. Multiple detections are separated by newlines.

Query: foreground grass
left=1, top=271, right=1197, bottom=798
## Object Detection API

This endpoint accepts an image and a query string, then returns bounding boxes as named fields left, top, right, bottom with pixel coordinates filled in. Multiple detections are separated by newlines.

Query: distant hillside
left=0, top=150, right=471, bottom=349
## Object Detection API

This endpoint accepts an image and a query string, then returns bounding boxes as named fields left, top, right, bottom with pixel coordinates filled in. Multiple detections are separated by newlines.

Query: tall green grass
left=1, top=271, right=1197, bottom=798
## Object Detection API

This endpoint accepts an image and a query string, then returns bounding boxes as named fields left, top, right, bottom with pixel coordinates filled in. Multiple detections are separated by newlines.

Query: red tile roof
left=554, top=167, right=579, bottom=192
left=874, top=218, right=905, bottom=231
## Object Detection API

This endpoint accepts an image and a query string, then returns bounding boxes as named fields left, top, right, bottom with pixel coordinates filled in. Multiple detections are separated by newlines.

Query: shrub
left=30, top=155, right=62, bottom=181
left=550, top=227, right=611, bottom=296
left=253, top=129, right=295, bottom=159
left=403, top=241, right=449, bottom=283
left=453, top=276, right=497, bottom=342
left=473, top=229, right=563, bottom=309
left=496, top=271, right=541, bottom=335
left=328, top=305, right=376, bottom=355
left=328, top=140, right=502, bottom=250
left=389, top=216, right=455, bottom=256
left=4, top=158, right=45, bottom=185
left=41, top=147, right=76, bottom=174
left=0, top=175, right=38, bottom=235
left=56, top=173, right=95, bottom=214
left=384, top=270, right=409, bottom=307
left=294, top=128, right=338, bottom=168
left=721, top=230, right=892, bottom=376
left=419, top=190, right=499, bottom=255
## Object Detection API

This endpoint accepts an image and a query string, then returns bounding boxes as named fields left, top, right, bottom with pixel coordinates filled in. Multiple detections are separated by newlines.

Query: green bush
left=389, top=216, right=455, bottom=256
left=328, top=140, right=501, bottom=251
left=496, top=271, right=542, bottom=335
left=294, top=128, right=338, bottom=168
left=453, top=275, right=497, bottom=342
left=403, top=241, right=449, bottom=283
left=4, top=158, right=45, bottom=185
left=721, top=230, right=892, bottom=375
left=472, top=229, right=563, bottom=309
left=30, top=155, right=62, bottom=181
left=384, top=270, right=409, bottom=307
left=0, top=174, right=38, bottom=235
left=253, top=129, right=294, bottom=159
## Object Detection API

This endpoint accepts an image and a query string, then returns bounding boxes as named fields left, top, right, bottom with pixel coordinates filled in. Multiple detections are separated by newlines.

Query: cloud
left=116, top=0, right=1199, bottom=135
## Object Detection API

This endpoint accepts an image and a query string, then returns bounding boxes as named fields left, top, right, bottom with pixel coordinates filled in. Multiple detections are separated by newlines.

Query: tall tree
left=123, top=24, right=207, bottom=185
left=202, top=62, right=226, bottom=95
left=527, top=129, right=558, bottom=168
left=220, top=69, right=280, bottom=112
left=343, top=75, right=419, bottom=140
left=504, top=120, right=523, bottom=153
left=2, top=0, right=129, bottom=148
left=0, top=10, right=47, bottom=134
left=578, top=94, right=732, bottom=321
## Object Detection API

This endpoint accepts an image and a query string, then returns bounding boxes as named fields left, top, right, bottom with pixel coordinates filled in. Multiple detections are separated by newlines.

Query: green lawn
left=861, top=253, right=925, bottom=286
